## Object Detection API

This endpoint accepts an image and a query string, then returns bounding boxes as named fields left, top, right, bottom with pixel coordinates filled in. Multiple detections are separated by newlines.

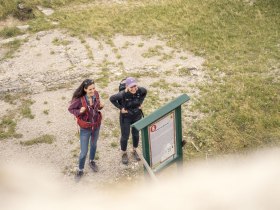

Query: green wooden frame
left=132, top=94, right=190, bottom=173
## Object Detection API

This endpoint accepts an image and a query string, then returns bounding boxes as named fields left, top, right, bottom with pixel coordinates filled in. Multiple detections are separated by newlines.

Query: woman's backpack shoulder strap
left=80, top=96, right=89, bottom=112
left=94, top=91, right=100, bottom=102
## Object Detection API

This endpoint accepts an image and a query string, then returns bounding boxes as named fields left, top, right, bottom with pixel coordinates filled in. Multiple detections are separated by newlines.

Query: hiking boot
left=132, top=150, right=141, bottom=161
left=122, top=153, right=128, bottom=165
left=75, top=170, right=84, bottom=182
left=89, top=160, right=98, bottom=172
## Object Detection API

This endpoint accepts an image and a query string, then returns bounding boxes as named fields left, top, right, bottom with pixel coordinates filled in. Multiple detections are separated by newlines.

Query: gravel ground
left=0, top=27, right=207, bottom=188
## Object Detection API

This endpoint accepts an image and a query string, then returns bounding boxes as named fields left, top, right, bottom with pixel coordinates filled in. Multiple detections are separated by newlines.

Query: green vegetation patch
left=0, top=93, right=20, bottom=105
left=20, top=99, right=35, bottom=119
left=95, top=59, right=113, bottom=88
left=1, top=39, right=23, bottom=60
left=178, top=67, right=192, bottom=76
left=192, top=74, right=280, bottom=154
left=20, top=134, right=55, bottom=146
left=144, top=90, right=162, bottom=115
left=0, top=92, right=34, bottom=140
left=28, top=16, right=55, bottom=32
left=110, top=141, right=118, bottom=148
left=52, top=37, right=71, bottom=46
left=142, top=45, right=163, bottom=58
left=0, top=26, right=23, bottom=38
left=0, top=0, right=19, bottom=20
left=150, top=79, right=171, bottom=90
left=0, top=116, right=22, bottom=140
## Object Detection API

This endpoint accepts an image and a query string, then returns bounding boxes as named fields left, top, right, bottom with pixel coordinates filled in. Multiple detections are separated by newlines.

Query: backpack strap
left=81, top=96, right=90, bottom=120
left=81, top=96, right=87, bottom=108
left=82, top=93, right=102, bottom=119
left=93, top=91, right=100, bottom=110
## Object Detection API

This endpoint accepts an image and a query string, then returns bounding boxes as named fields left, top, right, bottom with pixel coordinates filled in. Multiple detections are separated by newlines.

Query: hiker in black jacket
left=110, top=77, right=147, bottom=165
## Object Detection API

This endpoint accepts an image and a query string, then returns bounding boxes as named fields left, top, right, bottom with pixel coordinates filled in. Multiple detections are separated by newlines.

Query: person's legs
left=131, top=114, right=142, bottom=161
left=131, top=126, right=140, bottom=148
left=119, top=115, right=131, bottom=164
left=120, top=116, right=131, bottom=152
left=89, top=126, right=100, bottom=161
left=89, top=127, right=100, bottom=172
left=78, top=128, right=91, bottom=170
left=131, top=114, right=142, bottom=148
left=131, top=125, right=141, bottom=161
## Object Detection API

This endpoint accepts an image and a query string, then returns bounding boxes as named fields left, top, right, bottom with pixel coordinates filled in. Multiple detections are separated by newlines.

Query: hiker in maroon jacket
left=68, top=79, right=104, bottom=180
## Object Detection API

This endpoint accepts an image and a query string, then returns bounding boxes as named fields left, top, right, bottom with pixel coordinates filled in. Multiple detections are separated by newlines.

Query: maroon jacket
left=68, top=91, right=102, bottom=127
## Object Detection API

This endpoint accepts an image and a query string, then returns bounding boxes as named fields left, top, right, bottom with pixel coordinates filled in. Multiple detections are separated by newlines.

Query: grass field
left=0, top=0, right=279, bottom=158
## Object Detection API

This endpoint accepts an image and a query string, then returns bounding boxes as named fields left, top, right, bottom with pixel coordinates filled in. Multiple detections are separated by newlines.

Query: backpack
left=117, top=78, right=128, bottom=109
left=119, top=78, right=126, bottom=92
left=76, top=96, right=95, bottom=128
left=76, top=94, right=102, bottom=129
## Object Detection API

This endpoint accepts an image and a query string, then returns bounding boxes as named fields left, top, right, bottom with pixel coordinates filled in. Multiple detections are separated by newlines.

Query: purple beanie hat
left=125, top=77, right=137, bottom=88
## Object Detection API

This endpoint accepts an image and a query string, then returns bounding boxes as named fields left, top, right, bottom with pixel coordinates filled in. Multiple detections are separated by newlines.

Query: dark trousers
left=119, top=113, right=142, bottom=151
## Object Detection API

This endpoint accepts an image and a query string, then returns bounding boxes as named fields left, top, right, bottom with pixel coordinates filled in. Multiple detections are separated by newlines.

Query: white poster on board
left=148, top=111, right=176, bottom=168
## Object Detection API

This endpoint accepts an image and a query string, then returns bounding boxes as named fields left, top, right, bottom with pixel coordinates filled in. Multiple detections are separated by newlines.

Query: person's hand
left=121, top=108, right=128, bottom=113
left=80, top=107, right=86, bottom=113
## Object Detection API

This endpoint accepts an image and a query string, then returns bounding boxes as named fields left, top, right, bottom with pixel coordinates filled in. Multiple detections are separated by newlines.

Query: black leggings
left=119, top=113, right=142, bottom=151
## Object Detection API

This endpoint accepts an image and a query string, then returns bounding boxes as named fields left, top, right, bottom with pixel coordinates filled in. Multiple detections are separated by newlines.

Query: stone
left=16, top=25, right=30, bottom=31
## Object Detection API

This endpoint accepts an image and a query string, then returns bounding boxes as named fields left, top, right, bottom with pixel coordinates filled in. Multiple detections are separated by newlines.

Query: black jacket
left=110, top=87, right=147, bottom=115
